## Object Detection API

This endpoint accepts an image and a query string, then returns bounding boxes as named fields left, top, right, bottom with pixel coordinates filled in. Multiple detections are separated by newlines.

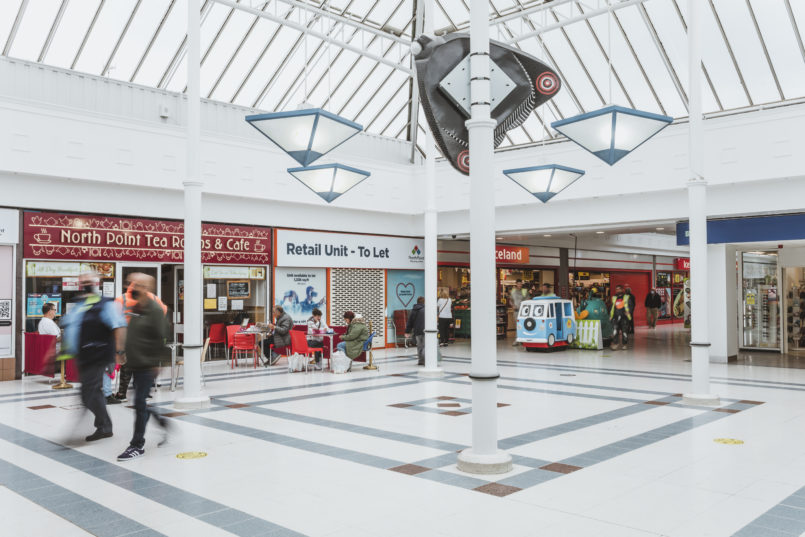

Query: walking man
left=645, top=288, right=661, bottom=328
left=117, top=274, right=170, bottom=461
left=609, top=285, right=632, bottom=351
left=60, top=272, right=126, bottom=442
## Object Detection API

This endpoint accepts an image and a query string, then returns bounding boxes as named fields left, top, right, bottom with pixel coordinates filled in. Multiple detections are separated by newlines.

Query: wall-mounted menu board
left=227, top=280, right=250, bottom=299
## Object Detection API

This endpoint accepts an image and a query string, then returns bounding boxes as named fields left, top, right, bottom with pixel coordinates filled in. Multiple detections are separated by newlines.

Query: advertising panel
left=495, top=245, right=529, bottom=264
left=24, top=212, right=271, bottom=265
left=274, top=268, right=327, bottom=324
left=276, top=229, right=423, bottom=269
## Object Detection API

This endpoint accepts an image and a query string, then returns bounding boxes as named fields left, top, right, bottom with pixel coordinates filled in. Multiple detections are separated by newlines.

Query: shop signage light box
left=24, top=212, right=271, bottom=265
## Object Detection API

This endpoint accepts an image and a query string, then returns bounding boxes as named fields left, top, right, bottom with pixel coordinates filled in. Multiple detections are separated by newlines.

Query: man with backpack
left=60, top=272, right=127, bottom=442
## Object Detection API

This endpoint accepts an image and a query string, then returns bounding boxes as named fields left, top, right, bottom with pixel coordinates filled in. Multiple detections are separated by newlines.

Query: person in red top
left=113, top=275, right=168, bottom=401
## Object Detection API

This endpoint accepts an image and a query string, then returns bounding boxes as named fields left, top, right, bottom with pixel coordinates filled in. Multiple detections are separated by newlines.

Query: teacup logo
left=34, top=228, right=52, bottom=244
left=396, top=283, right=415, bottom=307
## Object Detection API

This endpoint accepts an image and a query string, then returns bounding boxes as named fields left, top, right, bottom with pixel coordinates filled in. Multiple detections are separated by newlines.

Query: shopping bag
left=288, top=353, right=306, bottom=372
left=332, top=351, right=351, bottom=374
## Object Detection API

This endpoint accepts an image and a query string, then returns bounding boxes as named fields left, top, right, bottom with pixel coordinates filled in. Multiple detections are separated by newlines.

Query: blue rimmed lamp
left=502, top=164, right=585, bottom=202
left=245, top=108, right=363, bottom=167
left=287, top=163, right=370, bottom=203
left=551, top=105, right=672, bottom=166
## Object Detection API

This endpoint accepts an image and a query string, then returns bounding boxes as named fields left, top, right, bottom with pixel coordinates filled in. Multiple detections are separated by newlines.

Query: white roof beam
left=3, top=0, right=30, bottom=56
left=213, top=0, right=412, bottom=74
left=38, top=0, right=70, bottom=63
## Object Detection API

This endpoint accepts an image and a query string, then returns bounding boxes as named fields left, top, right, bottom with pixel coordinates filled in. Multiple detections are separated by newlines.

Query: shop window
left=24, top=261, right=116, bottom=333
left=202, top=266, right=268, bottom=330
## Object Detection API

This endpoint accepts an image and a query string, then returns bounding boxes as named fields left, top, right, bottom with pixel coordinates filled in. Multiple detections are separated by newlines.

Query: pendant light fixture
left=503, top=164, right=585, bottom=203
left=245, top=108, right=363, bottom=167
left=550, top=5, right=672, bottom=166
left=245, top=3, right=368, bottom=203
left=287, top=163, right=370, bottom=203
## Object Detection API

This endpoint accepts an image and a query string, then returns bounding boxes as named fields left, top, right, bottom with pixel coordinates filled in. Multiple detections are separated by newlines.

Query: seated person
left=261, top=305, right=293, bottom=367
left=336, top=311, right=368, bottom=371
left=38, top=302, right=61, bottom=342
left=306, top=308, right=329, bottom=367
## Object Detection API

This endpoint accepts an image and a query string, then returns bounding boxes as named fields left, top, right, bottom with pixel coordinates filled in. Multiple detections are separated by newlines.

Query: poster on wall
left=274, top=268, right=327, bottom=324
left=387, top=270, right=425, bottom=345
left=656, top=287, right=672, bottom=319
left=27, top=294, right=62, bottom=318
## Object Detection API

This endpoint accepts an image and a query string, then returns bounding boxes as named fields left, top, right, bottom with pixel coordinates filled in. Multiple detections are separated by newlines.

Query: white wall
left=0, top=57, right=422, bottom=232
left=708, top=244, right=738, bottom=362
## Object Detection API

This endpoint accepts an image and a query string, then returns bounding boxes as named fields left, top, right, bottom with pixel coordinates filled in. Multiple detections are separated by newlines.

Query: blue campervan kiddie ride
left=516, top=297, right=577, bottom=350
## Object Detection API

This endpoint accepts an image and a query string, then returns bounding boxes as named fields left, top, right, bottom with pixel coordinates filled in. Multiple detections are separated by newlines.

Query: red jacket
left=115, top=283, right=167, bottom=324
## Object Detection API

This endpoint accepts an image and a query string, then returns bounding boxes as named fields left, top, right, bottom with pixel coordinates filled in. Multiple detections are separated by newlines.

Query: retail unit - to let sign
left=675, top=258, right=690, bottom=270
left=276, top=229, right=423, bottom=269
left=495, top=245, right=530, bottom=264
left=24, top=212, right=271, bottom=265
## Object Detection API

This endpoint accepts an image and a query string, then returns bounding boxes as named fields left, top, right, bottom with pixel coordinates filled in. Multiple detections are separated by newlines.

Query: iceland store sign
left=276, top=229, right=424, bottom=269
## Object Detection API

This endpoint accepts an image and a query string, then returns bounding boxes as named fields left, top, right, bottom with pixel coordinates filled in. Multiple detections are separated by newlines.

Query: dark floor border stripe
left=0, top=457, right=165, bottom=537
left=732, top=484, right=805, bottom=536
left=444, top=356, right=805, bottom=393
left=0, top=423, right=308, bottom=537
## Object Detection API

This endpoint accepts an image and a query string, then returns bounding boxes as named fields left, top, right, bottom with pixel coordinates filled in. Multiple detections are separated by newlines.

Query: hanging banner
left=274, top=268, right=327, bottom=325
left=24, top=211, right=271, bottom=265
left=276, top=229, right=423, bottom=269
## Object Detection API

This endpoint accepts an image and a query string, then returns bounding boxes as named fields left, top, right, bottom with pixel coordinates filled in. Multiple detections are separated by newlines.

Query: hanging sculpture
left=413, top=33, right=561, bottom=175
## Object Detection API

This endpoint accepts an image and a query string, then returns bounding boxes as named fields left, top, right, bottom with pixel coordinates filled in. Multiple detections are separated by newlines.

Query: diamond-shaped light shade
left=502, top=164, right=585, bottom=203
left=287, top=163, right=370, bottom=203
left=245, top=109, right=363, bottom=167
left=551, top=105, right=673, bottom=166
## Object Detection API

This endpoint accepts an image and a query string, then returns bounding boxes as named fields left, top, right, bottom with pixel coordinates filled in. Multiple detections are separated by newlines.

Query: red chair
left=226, top=325, right=241, bottom=360
left=208, top=323, right=227, bottom=358
left=231, top=333, right=257, bottom=369
left=290, top=330, right=323, bottom=372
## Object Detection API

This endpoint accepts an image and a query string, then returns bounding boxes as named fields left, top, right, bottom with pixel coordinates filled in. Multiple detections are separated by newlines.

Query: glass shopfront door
left=740, top=252, right=780, bottom=351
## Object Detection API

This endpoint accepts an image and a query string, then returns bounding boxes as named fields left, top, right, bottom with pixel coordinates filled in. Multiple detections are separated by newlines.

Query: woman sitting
left=336, top=311, right=368, bottom=372
left=306, top=308, right=329, bottom=369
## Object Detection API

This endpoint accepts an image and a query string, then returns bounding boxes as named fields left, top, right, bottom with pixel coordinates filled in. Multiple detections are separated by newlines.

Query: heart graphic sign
left=396, top=282, right=415, bottom=307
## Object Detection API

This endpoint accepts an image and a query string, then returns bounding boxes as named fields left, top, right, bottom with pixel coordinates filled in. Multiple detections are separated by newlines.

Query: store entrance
left=119, top=264, right=161, bottom=297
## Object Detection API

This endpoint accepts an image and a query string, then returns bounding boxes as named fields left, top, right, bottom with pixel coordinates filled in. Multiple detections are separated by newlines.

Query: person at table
left=306, top=308, right=329, bottom=369
left=38, top=302, right=61, bottom=342
left=262, top=305, right=293, bottom=367
left=336, top=311, right=369, bottom=372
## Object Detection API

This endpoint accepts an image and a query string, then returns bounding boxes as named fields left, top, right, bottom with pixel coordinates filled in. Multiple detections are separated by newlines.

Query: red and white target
left=536, top=72, right=559, bottom=95
left=456, top=150, right=469, bottom=173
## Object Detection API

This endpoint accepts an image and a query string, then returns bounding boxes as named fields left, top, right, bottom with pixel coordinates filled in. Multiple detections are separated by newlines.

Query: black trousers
left=78, top=361, right=112, bottom=434
left=438, top=318, right=452, bottom=344
left=130, top=369, right=165, bottom=449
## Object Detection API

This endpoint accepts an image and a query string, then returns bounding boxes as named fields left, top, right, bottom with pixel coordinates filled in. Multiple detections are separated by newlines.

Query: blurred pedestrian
left=60, top=272, right=126, bottom=442
left=645, top=288, right=661, bottom=328
left=116, top=274, right=170, bottom=461
left=405, top=297, right=426, bottom=365
left=113, top=275, right=167, bottom=402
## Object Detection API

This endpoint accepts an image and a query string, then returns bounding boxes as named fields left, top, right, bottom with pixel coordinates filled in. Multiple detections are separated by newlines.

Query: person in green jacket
left=576, top=287, right=613, bottom=347
left=337, top=311, right=369, bottom=371
left=116, top=273, right=170, bottom=462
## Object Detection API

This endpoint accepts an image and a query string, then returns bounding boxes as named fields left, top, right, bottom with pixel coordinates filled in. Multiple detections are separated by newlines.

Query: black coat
left=645, top=293, right=661, bottom=309
left=405, top=303, right=425, bottom=336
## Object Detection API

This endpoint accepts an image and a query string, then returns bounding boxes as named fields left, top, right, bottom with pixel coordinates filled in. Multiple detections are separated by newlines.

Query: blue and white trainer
left=117, top=446, right=145, bottom=461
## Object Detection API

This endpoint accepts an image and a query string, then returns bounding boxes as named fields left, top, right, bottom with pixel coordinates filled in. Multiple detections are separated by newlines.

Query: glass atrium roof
left=2, top=0, right=804, bottom=155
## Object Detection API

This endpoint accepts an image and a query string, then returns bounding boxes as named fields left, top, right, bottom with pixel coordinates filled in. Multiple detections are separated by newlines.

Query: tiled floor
left=3, top=325, right=805, bottom=536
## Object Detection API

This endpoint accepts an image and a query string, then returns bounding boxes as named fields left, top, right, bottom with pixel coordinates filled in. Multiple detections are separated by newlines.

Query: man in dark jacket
left=645, top=288, right=662, bottom=328
left=405, top=297, right=426, bottom=365
left=60, top=272, right=127, bottom=442
left=262, top=305, right=293, bottom=366
left=116, top=274, right=169, bottom=461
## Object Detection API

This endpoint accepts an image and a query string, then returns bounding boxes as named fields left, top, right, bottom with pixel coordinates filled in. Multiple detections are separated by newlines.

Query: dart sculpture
left=413, top=33, right=561, bottom=175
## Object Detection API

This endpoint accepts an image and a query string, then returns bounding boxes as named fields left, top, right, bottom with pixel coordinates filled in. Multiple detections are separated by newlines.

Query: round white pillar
left=176, top=0, right=210, bottom=409
left=456, top=0, right=511, bottom=474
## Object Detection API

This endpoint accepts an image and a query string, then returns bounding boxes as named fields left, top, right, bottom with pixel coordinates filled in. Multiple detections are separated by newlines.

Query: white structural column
left=684, top=0, right=719, bottom=406
left=176, top=0, right=210, bottom=409
left=707, top=244, right=738, bottom=363
left=419, top=0, right=442, bottom=379
left=457, top=0, right=512, bottom=473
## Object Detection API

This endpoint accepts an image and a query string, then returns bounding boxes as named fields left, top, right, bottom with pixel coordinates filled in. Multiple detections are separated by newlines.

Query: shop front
left=274, top=229, right=424, bottom=348
left=0, top=209, right=19, bottom=380
left=22, top=211, right=271, bottom=363
left=437, top=244, right=556, bottom=338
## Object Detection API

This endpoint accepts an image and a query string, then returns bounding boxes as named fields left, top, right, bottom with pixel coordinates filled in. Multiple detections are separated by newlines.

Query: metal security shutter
left=330, top=268, right=385, bottom=343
